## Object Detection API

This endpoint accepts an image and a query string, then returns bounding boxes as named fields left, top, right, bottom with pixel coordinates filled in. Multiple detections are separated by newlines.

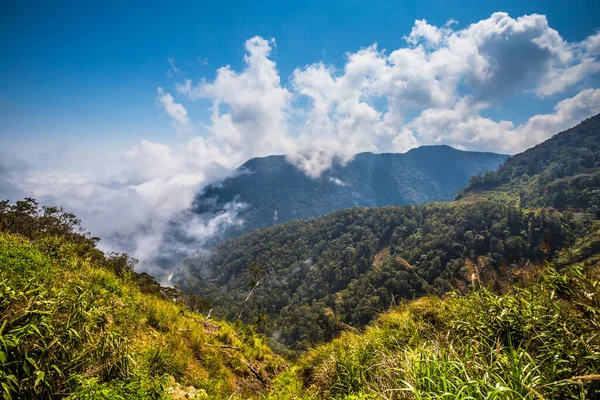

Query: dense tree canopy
left=176, top=202, right=586, bottom=354
left=457, top=113, right=600, bottom=216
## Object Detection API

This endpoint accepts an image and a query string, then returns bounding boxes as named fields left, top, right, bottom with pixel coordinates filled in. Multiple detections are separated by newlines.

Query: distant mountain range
left=188, top=145, right=508, bottom=241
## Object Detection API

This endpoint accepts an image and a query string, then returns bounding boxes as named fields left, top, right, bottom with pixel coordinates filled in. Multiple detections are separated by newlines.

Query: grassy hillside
left=0, top=200, right=285, bottom=399
left=272, top=263, right=600, bottom=399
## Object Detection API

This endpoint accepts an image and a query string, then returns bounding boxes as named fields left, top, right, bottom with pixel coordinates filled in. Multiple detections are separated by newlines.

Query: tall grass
left=290, top=264, right=600, bottom=399
left=2, top=216, right=599, bottom=399
left=0, top=233, right=285, bottom=399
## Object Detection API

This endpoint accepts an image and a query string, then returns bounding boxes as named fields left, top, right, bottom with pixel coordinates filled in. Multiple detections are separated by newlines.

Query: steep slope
left=177, top=116, right=600, bottom=355
left=273, top=265, right=600, bottom=399
left=0, top=200, right=285, bottom=399
left=456, top=113, right=600, bottom=215
left=190, top=146, right=507, bottom=239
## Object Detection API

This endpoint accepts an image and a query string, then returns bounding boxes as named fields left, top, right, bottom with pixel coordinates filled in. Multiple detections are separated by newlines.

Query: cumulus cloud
left=176, top=37, right=294, bottom=167
left=538, top=59, right=600, bottom=98
left=410, top=89, right=600, bottom=152
left=405, top=19, right=449, bottom=47
left=515, top=88, right=600, bottom=146
left=6, top=12, right=600, bottom=280
left=584, top=31, right=600, bottom=56
left=156, top=15, right=600, bottom=181
left=277, top=12, right=598, bottom=170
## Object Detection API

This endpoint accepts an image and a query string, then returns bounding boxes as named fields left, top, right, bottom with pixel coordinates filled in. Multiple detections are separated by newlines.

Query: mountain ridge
left=187, top=145, right=508, bottom=242
left=456, top=113, right=600, bottom=214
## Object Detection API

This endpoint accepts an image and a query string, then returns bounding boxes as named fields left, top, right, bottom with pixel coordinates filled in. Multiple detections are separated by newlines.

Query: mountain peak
left=456, top=112, right=600, bottom=208
left=187, top=148, right=507, bottom=243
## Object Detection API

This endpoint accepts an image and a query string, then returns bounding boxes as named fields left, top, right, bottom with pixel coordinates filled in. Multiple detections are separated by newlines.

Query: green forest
left=177, top=202, right=593, bottom=355
left=456, top=113, right=600, bottom=214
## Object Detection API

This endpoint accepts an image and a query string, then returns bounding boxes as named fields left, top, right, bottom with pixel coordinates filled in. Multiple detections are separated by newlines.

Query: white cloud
left=584, top=32, right=600, bottom=56
left=405, top=19, right=447, bottom=46
left=177, top=37, right=294, bottom=168
left=11, top=137, right=235, bottom=279
left=165, top=17, right=599, bottom=177
left=516, top=88, right=600, bottom=146
left=328, top=177, right=348, bottom=187
left=156, top=87, right=191, bottom=131
left=536, top=59, right=600, bottom=98
left=409, top=88, right=600, bottom=153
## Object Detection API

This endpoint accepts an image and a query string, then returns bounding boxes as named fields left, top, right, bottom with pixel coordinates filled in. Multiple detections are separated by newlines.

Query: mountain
left=175, top=115, right=600, bottom=355
left=189, top=146, right=507, bottom=240
left=2, top=200, right=599, bottom=399
left=456, top=113, right=600, bottom=215
left=3, top=113, right=600, bottom=398
left=177, top=202, right=583, bottom=354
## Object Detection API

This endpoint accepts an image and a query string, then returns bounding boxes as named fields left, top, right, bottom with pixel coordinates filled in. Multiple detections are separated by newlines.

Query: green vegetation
left=178, top=202, right=588, bottom=355
left=279, top=263, right=600, bottom=399
left=178, top=114, right=600, bottom=357
left=456, top=114, right=600, bottom=215
left=2, top=199, right=598, bottom=398
left=0, top=199, right=285, bottom=399
left=3, top=115, right=600, bottom=398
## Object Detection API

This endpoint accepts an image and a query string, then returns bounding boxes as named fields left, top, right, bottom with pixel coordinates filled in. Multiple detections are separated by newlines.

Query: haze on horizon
left=1, top=0, right=600, bottom=275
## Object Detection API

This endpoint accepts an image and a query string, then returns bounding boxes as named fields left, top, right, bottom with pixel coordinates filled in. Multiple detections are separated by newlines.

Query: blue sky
left=1, top=0, right=599, bottom=150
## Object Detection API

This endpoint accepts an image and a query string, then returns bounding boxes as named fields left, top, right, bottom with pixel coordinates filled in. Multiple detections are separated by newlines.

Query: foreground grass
left=270, top=264, right=600, bottom=399
left=0, top=233, right=286, bottom=399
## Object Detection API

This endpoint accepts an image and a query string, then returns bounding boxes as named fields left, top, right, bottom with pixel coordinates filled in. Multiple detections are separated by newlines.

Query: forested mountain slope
left=176, top=115, right=600, bottom=355
left=177, top=202, right=588, bottom=354
left=188, top=146, right=507, bottom=240
left=456, top=113, right=600, bottom=215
